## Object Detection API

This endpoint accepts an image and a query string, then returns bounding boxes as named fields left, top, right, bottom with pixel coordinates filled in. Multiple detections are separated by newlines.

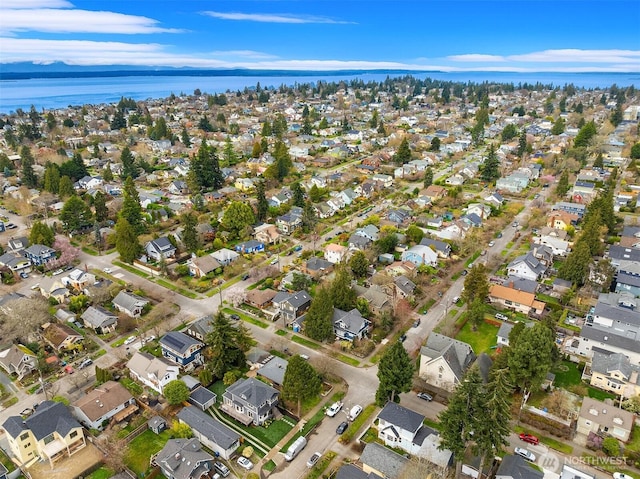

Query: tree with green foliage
left=198, top=115, right=213, bottom=132
left=149, top=117, right=169, bottom=140
left=330, top=266, right=357, bottom=311
left=206, top=311, right=252, bottom=379
left=265, top=141, right=292, bottom=182
left=198, top=368, right=213, bottom=386
left=43, top=163, right=60, bottom=194
left=304, top=287, right=335, bottom=342
left=20, top=146, right=38, bottom=188
left=110, top=110, right=126, bottom=130
left=170, top=420, right=193, bottom=439
left=481, top=144, right=500, bottom=182
left=375, top=232, right=398, bottom=254
left=555, top=170, right=570, bottom=197
left=551, top=117, right=566, bottom=135
left=501, top=124, right=518, bottom=141
left=593, top=152, right=604, bottom=169
left=222, top=201, right=255, bottom=239
left=251, top=141, right=262, bottom=158
left=462, top=263, right=490, bottom=305
left=191, top=139, right=224, bottom=190
left=115, top=217, right=142, bottom=263
left=301, top=200, right=317, bottom=233
left=58, top=175, right=74, bottom=198
left=29, top=221, right=55, bottom=247
left=290, top=272, right=312, bottom=291
left=376, top=341, right=414, bottom=406
left=559, top=240, right=591, bottom=286
left=59, top=195, right=93, bottom=233
left=164, top=380, right=190, bottom=405
left=255, top=181, right=269, bottom=222
left=180, top=126, right=191, bottom=147
left=631, top=143, right=640, bottom=160
left=222, top=137, right=238, bottom=166
left=430, top=137, right=441, bottom=152
left=102, top=164, right=113, bottom=182
left=610, top=102, right=624, bottom=127
left=406, top=224, right=424, bottom=244
left=517, top=131, right=528, bottom=157
left=423, top=167, right=434, bottom=189
left=93, top=191, right=108, bottom=223
left=574, top=120, right=597, bottom=148
left=282, top=355, right=322, bottom=416
left=349, top=250, right=369, bottom=278
left=120, top=176, right=144, bottom=234
left=292, top=182, right=305, bottom=207
left=393, top=137, right=412, bottom=165
left=467, top=298, right=487, bottom=331
left=119, top=146, right=137, bottom=180
left=507, top=323, right=556, bottom=392
left=182, top=213, right=199, bottom=253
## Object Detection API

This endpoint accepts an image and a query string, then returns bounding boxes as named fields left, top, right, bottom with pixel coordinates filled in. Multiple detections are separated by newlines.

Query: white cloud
left=507, top=49, right=640, bottom=64
left=447, top=54, right=506, bottom=62
left=202, top=11, right=354, bottom=24
left=209, top=50, right=278, bottom=60
left=1, top=0, right=72, bottom=8
left=1, top=9, right=182, bottom=35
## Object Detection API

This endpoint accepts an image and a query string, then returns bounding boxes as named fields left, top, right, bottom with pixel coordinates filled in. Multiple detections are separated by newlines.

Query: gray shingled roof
left=421, top=333, right=476, bottom=382
left=378, top=401, right=425, bottom=435
left=591, top=351, right=640, bottom=383
left=176, top=406, right=239, bottom=450
left=2, top=401, right=81, bottom=441
left=580, top=326, right=640, bottom=353
left=160, top=331, right=204, bottom=355
left=223, top=377, right=278, bottom=412
left=359, top=442, right=408, bottom=478
left=497, top=454, right=543, bottom=479
left=81, top=305, right=117, bottom=328
left=156, top=438, right=213, bottom=479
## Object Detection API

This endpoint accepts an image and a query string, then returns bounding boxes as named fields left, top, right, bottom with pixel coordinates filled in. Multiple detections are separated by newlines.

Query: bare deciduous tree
left=226, top=287, right=246, bottom=307
left=0, top=297, right=51, bottom=343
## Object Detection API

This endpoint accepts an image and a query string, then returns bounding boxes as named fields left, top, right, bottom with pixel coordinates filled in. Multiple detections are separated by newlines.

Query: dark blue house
left=22, top=244, right=56, bottom=266
left=159, top=331, right=204, bottom=369
left=235, top=240, right=265, bottom=254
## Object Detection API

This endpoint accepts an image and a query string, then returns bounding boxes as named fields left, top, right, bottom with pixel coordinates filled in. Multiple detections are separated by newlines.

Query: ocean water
left=0, top=71, right=638, bottom=114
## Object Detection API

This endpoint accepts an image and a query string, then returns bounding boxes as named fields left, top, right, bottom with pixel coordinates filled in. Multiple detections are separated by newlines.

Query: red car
left=519, top=433, right=539, bottom=445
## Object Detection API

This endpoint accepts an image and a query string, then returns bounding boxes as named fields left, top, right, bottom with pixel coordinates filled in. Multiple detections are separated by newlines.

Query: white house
left=324, top=243, right=348, bottom=264
left=126, top=352, right=180, bottom=394
left=419, top=333, right=476, bottom=392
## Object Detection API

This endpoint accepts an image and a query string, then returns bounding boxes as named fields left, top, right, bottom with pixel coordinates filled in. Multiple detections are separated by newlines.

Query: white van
left=349, top=404, right=363, bottom=421
left=284, top=436, right=307, bottom=461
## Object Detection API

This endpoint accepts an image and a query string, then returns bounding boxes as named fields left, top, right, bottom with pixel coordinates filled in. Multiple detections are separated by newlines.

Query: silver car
left=514, top=447, right=536, bottom=462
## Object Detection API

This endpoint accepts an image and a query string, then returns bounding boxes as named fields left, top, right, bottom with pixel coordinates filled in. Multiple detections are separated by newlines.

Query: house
left=484, top=192, right=504, bottom=208
left=234, top=178, right=255, bottom=191
left=257, top=355, right=289, bottom=387
left=401, top=244, right=438, bottom=267
left=185, top=316, right=214, bottom=342
left=187, top=254, right=221, bottom=278
left=276, top=213, right=302, bottom=235
left=533, top=234, right=571, bottom=257
left=62, top=269, right=96, bottom=292
left=552, top=201, right=587, bottom=218
left=112, top=290, right=149, bottom=318
left=71, top=381, right=137, bottom=430
left=615, top=271, right=640, bottom=297
left=333, top=307, right=371, bottom=341
left=126, top=351, right=180, bottom=394
left=221, top=377, right=279, bottom=426
left=419, top=237, right=451, bottom=258
left=495, top=455, right=543, bottom=479
left=153, top=438, right=214, bottom=479
left=245, top=289, right=278, bottom=309
left=301, top=257, right=334, bottom=278
left=273, top=290, right=312, bottom=326
left=547, top=210, right=579, bottom=229
left=2, top=400, right=86, bottom=467
left=394, top=275, right=416, bottom=298
left=349, top=234, right=372, bottom=250
left=145, top=237, right=177, bottom=262
left=189, top=386, right=217, bottom=411
left=7, top=236, right=29, bottom=252
left=325, top=243, right=348, bottom=264
left=419, top=333, right=476, bottom=392
left=496, top=321, right=534, bottom=347
left=42, top=322, right=83, bottom=352
left=507, top=252, right=547, bottom=281
left=148, top=416, right=167, bottom=434
left=488, top=284, right=546, bottom=316
left=254, top=223, right=281, bottom=245
left=576, top=396, right=635, bottom=443
left=81, top=306, right=118, bottom=334
left=23, top=244, right=56, bottom=266
left=589, top=351, right=640, bottom=398
left=424, top=185, right=447, bottom=202
left=377, top=401, right=426, bottom=454
left=38, top=276, right=70, bottom=303
left=387, top=209, right=411, bottom=225
left=168, top=180, right=188, bottom=195
left=159, top=331, right=204, bottom=369
left=334, top=464, right=383, bottom=479
left=359, top=442, right=408, bottom=479
left=502, top=276, right=539, bottom=294
left=0, top=252, right=32, bottom=275
left=176, top=406, right=240, bottom=460
left=0, top=344, right=37, bottom=380
left=210, top=248, right=239, bottom=266
left=235, top=240, right=265, bottom=254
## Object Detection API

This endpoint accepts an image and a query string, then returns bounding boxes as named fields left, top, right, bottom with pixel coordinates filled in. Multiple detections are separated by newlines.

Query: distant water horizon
left=0, top=70, right=638, bottom=114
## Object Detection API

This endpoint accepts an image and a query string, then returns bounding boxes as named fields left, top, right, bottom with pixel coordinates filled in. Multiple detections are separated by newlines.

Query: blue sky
left=1, top=0, right=639, bottom=72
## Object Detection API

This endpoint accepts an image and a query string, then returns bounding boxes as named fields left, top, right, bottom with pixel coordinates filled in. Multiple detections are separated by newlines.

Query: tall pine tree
left=375, top=341, right=414, bottom=405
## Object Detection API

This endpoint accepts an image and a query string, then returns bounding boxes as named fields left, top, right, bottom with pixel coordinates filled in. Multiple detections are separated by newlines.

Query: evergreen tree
left=93, top=191, right=108, bottom=223
left=43, top=163, right=60, bottom=194
left=507, top=323, right=556, bottom=392
left=555, top=170, right=570, bottom=197
left=330, top=266, right=357, bottom=311
left=206, top=311, right=252, bottom=378
left=304, top=287, right=334, bottom=342
left=58, top=175, right=74, bottom=198
left=500, top=124, right=518, bottom=141
left=559, top=240, right=591, bottom=286
left=574, top=120, right=597, bottom=148
left=198, top=115, right=213, bottom=132
left=103, top=164, right=114, bottom=182
left=301, top=200, right=317, bottom=233
left=222, top=137, right=238, bottom=166
left=349, top=250, right=369, bottom=278
left=110, top=110, right=126, bottom=130
left=180, top=126, right=191, bottom=147
left=292, top=182, right=305, bottom=207
left=251, top=142, right=262, bottom=158
left=481, top=144, right=500, bottom=182
left=255, top=181, right=269, bottom=222
left=120, top=176, right=144, bottom=234
left=462, top=263, right=490, bottom=305
left=551, top=117, right=566, bottom=135
left=282, top=355, right=322, bottom=417
left=221, top=201, right=255, bottom=239
left=423, top=167, right=434, bottom=188
left=29, top=221, right=55, bottom=247
left=393, top=137, right=412, bottom=165
left=20, top=146, right=38, bottom=188
left=60, top=195, right=93, bottom=233
left=375, top=341, right=414, bottom=405
left=182, top=213, right=199, bottom=253
left=593, top=152, right=604, bottom=169
left=517, top=131, right=528, bottom=157
left=120, top=146, right=138, bottom=180
left=430, top=136, right=441, bottom=151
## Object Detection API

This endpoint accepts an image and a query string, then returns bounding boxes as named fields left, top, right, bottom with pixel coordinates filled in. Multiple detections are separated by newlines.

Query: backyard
left=455, top=318, right=500, bottom=354
left=124, top=429, right=171, bottom=476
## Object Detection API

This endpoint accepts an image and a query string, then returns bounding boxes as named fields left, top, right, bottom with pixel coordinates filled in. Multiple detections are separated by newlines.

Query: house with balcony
left=126, top=351, right=180, bottom=394
left=145, top=237, right=177, bottom=261
left=333, top=307, right=371, bottom=341
left=507, top=252, right=547, bottom=281
left=272, top=290, right=312, bottom=326
left=0, top=344, right=37, bottom=380
left=184, top=315, right=214, bottom=342
left=23, top=244, right=56, bottom=266
left=159, top=331, right=204, bottom=369
left=2, top=401, right=86, bottom=467
left=221, top=377, right=279, bottom=426
left=62, top=269, right=96, bottom=292
left=589, top=351, right=640, bottom=398
left=72, top=381, right=137, bottom=430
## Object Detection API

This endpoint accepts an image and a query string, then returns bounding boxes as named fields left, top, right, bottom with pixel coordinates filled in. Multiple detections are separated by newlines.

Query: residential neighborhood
left=0, top=75, right=639, bottom=479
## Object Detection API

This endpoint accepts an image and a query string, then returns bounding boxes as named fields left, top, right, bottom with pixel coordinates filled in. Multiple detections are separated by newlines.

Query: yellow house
left=589, top=351, right=640, bottom=398
left=234, top=178, right=255, bottom=192
left=2, top=401, right=86, bottom=467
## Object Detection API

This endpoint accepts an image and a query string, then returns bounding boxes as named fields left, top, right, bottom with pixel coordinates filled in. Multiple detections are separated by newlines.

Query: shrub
left=602, top=437, right=620, bottom=456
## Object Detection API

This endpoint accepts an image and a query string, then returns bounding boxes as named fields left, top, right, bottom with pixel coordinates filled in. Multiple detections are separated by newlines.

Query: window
left=24, top=443, right=31, bottom=448
left=43, top=434, right=55, bottom=445
left=20, top=432, right=29, bottom=441
left=70, top=431, right=78, bottom=439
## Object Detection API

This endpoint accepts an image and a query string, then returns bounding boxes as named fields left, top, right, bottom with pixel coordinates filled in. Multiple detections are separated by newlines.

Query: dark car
left=519, top=433, right=539, bottom=445
left=398, top=334, right=407, bottom=342
left=336, top=421, right=349, bottom=434
left=242, top=273, right=250, bottom=281
left=230, top=314, right=240, bottom=320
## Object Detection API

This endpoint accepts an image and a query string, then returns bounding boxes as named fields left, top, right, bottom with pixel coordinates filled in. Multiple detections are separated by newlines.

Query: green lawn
left=291, top=335, right=321, bottom=350
left=222, top=307, right=268, bottom=329
left=587, top=387, right=617, bottom=401
left=208, top=381, right=227, bottom=404
left=551, top=361, right=582, bottom=388
left=232, top=418, right=294, bottom=448
left=125, top=430, right=171, bottom=475
left=455, top=319, right=499, bottom=354
left=120, top=377, right=143, bottom=396
left=87, top=467, right=114, bottom=479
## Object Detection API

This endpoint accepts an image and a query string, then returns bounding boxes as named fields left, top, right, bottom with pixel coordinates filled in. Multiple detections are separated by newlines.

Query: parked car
left=123, top=336, right=136, bottom=345
left=514, top=447, right=536, bottom=462
left=230, top=314, right=240, bottom=320
left=519, top=433, right=539, bottom=445
left=142, top=335, right=156, bottom=345
left=452, top=296, right=460, bottom=304
left=6, top=223, right=17, bottom=229
left=495, top=313, right=509, bottom=321
left=300, top=354, right=310, bottom=360
left=417, top=392, right=433, bottom=401
left=20, top=407, right=34, bottom=417
left=213, top=461, right=230, bottom=477
left=336, top=421, right=349, bottom=434
left=237, top=457, right=253, bottom=470
left=348, top=405, right=363, bottom=421
left=293, top=245, right=303, bottom=252
left=398, top=334, right=407, bottom=342
left=19, top=272, right=28, bottom=279
left=413, top=318, right=421, bottom=328
left=242, top=274, right=250, bottom=280
left=461, top=269, right=468, bottom=276
left=488, top=241, right=495, bottom=247
left=78, top=358, right=93, bottom=369
left=326, top=401, right=343, bottom=417
left=103, top=267, right=113, bottom=274
left=307, top=452, right=322, bottom=468
left=270, top=257, right=279, bottom=265
left=52, top=269, right=64, bottom=275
